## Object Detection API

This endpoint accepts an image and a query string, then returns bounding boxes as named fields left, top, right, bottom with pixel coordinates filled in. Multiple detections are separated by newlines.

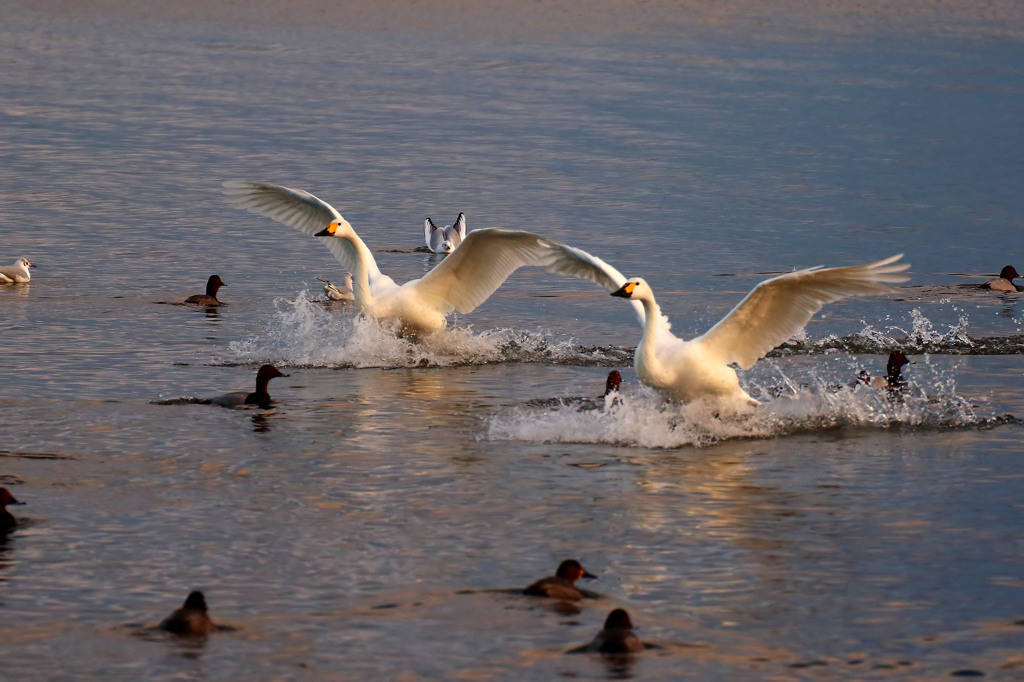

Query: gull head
left=17, top=257, right=35, bottom=270
left=611, top=277, right=651, bottom=301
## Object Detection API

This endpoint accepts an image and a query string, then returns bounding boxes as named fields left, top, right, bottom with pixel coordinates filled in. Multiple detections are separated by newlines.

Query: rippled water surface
left=2, top=1, right=1024, bottom=678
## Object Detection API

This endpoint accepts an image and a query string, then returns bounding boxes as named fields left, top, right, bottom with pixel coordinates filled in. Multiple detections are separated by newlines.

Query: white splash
left=488, top=357, right=984, bottom=449
left=228, top=291, right=608, bottom=368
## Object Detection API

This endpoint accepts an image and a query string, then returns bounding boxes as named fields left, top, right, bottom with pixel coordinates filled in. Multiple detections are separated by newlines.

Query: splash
left=227, top=292, right=627, bottom=368
left=488, top=359, right=1008, bottom=449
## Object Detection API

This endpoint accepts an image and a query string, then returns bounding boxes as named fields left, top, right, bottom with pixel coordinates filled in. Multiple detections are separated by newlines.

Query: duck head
left=556, top=559, right=597, bottom=584
left=603, top=608, right=634, bottom=630
left=999, top=265, right=1019, bottom=282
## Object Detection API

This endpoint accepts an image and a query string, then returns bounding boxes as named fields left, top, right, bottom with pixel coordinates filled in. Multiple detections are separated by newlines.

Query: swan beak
left=314, top=227, right=332, bottom=237
left=611, top=283, right=634, bottom=298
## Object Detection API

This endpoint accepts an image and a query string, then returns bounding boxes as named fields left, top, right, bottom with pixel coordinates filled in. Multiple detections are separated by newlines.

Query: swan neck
left=637, top=296, right=664, bottom=368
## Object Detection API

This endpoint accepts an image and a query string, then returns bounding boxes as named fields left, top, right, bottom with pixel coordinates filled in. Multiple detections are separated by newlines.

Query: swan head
left=610, top=278, right=652, bottom=300
left=315, top=220, right=345, bottom=238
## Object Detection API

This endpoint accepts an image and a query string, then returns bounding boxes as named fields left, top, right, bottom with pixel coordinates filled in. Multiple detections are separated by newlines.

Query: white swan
left=609, top=255, right=910, bottom=406
left=222, top=181, right=643, bottom=337
left=0, top=257, right=36, bottom=284
left=317, top=274, right=355, bottom=301
left=424, top=213, right=466, bottom=254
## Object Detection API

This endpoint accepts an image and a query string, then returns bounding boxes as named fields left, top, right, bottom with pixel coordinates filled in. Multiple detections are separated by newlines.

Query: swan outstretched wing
left=695, top=254, right=909, bottom=369
left=413, top=228, right=645, bottom=323
left=222, top=181, right=388, bottom=286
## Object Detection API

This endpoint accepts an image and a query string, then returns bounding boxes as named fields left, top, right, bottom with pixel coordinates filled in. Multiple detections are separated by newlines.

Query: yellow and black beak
left=611, top=282, right=636, bottom=298
left=314, top=223, right=338, bottom=237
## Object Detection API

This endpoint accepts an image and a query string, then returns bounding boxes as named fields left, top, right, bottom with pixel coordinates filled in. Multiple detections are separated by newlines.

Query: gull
left=424, top=212, right=467, bottom=254
left=0, top=257, right=36, bottom=283
left=610, top=255, right=910, bottom=407
left=222, top=181, right=643, bottom=338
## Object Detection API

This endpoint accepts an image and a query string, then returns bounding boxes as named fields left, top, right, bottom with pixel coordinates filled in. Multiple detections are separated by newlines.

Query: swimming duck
left=982, top=265, right=1022, bottom=292
left=211, top=364, right=289, bottom=409
left=0, top=487, right=25, bottom=530
left=222, top=182, right=644, bottom=338
left=159, top=591, right=217, bottom=636
left=523, top=559, right=597, bottom=600
left=424, top=213, right=467, bottom=254
left=0, top=257, right=36, bottom=284
left=184, top=275, right=226, bottom=306
left=857, top=351, right=913, bottom=390
left=569, top=608, right=656, bottom=654
left=609, top=255, right=909, bottom=407
left=604, top=370, right=622, bottom=396
left=317, top=274, right=355, bottom=301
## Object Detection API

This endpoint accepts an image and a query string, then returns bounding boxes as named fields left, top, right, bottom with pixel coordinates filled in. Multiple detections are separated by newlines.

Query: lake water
left=2, top=1, right=1024, bottom=678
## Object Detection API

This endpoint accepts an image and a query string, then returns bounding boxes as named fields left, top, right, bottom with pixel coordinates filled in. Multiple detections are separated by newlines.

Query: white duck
left=0, top=257, right=36, bottom=283
left=609, top=255, right=910, bottom=406
left=424, top=213, right=467, bottom=254
left=317, top=273, right=355, bottom=301
left=222, top=181, right=643, bottom=337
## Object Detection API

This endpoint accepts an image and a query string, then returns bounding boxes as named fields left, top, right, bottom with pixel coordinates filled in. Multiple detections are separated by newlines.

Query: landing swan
left=223, top=181, right=643, bottom=337
left=610, top=255, right=910, bottom=406
left=425, top=213, right=466, bottom=253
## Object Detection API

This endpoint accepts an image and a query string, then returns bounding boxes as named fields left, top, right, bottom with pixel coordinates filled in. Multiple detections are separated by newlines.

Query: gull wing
left=412, top=228, right=645, bottom=324
left=452, top=213, right=467, bottom=241
left=222, top=181, right=389, bottom=287
left=695, top=254, right=909, bottom=369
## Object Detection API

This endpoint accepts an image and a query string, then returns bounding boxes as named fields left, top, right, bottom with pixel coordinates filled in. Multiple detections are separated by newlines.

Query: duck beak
left=582, top=569, right=597, bottom=580
left=9, top=497, right=25, bottom=506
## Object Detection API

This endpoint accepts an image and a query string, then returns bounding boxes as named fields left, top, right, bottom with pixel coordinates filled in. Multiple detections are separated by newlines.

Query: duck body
left=425, top=213, right=467, bottom=253
left=570, top=609, right=653, bottom=654
left=523, top=559, right=597, bottom=601
left=611, top=255, right=910, bottom=408
left=160, top=591, right=217, bottom=636
left=0, top=257, right=36, bottom=284
left=0, top=487, right=25, bottom=530
left=982, top=265, right=1021, bottom=292
left=185, top=275, right=226, bottom=305
left=210, top=364, right=288, bottom=409
left=223, top=181, right=644, bottom=338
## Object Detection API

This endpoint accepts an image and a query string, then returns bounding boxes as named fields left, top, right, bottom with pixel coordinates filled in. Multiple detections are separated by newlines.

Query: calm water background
left=1, top=1, right=1024, bottom=678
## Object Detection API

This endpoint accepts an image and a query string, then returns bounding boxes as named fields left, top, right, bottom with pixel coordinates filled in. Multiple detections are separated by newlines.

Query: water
left=2, top=1, right=1024, bottom=678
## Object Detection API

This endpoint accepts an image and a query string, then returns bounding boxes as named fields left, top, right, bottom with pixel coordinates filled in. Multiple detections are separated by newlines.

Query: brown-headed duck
left=523, top=559, right=597, bottom=600
left=159, top=590, right=217, bottom=636
left=568, top=608, right=657, bottom=654
left=604, top=370, right=622, bottom=396
left=185, top=275, right=226, bottom=306
left=982, top=265, right=1022, bottom=292
left=0, top=257, right=36, bottom=284
left=212, top=364, right=289, bottom=409
left=0, top=487, right=25, bottom=530
left=857, top=351, right=912, bottom=390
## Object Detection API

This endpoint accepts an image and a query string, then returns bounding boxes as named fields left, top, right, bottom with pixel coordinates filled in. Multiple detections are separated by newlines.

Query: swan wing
left=222, top=181, right=388, bottom=285
left=412, top=228, right=645, bottom=323
left=695, top=254, right=909, bottom=369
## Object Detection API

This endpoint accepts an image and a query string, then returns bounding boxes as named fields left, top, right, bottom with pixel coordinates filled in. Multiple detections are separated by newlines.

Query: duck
left=159, top=590, right=217, bottom=636
left=608, top=255, right=910, bottom=408
left=0, top=487, right=25, bottom=530
left=222, top=181, right=644, bottom=338
left=0, top=257, right=36, bottom=284
left=317, top=274, right=355, bottom=301
left=568, top=608, right=656, bottom=654
left=604, top=370, right=622, bottom=396
left=523, top=559, right=597, bottom=600
left=184, top=275, right=226, bottom=305
left=211, top=364, right=289, bottom=409
left=424, top=213, right=467, bottom=254
left=857, top=351, right=913, bottom=390
left=981, top=265, right=1022, bottom=292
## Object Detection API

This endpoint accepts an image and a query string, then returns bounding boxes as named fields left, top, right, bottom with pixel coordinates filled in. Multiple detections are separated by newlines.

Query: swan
left=317, top=274, right=355, bottom=301
left=222, top=181, right=644, bottom=337
left=609, top=255, right=910, bottom=407
left=0, top=257, right=36, bottom=284
left=424, top=213, right=466, bottom=253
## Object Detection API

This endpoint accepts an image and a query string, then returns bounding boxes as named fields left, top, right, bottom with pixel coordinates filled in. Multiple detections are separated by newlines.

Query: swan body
left=222, top=181, right=643, bottom=337
left=424, top=213, right=466, bottom=253
left=318, top=273, right=354, bottom=301
left=0, top=257, right=35, bottom=283
left=611, top=255, right=910, bottom=406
